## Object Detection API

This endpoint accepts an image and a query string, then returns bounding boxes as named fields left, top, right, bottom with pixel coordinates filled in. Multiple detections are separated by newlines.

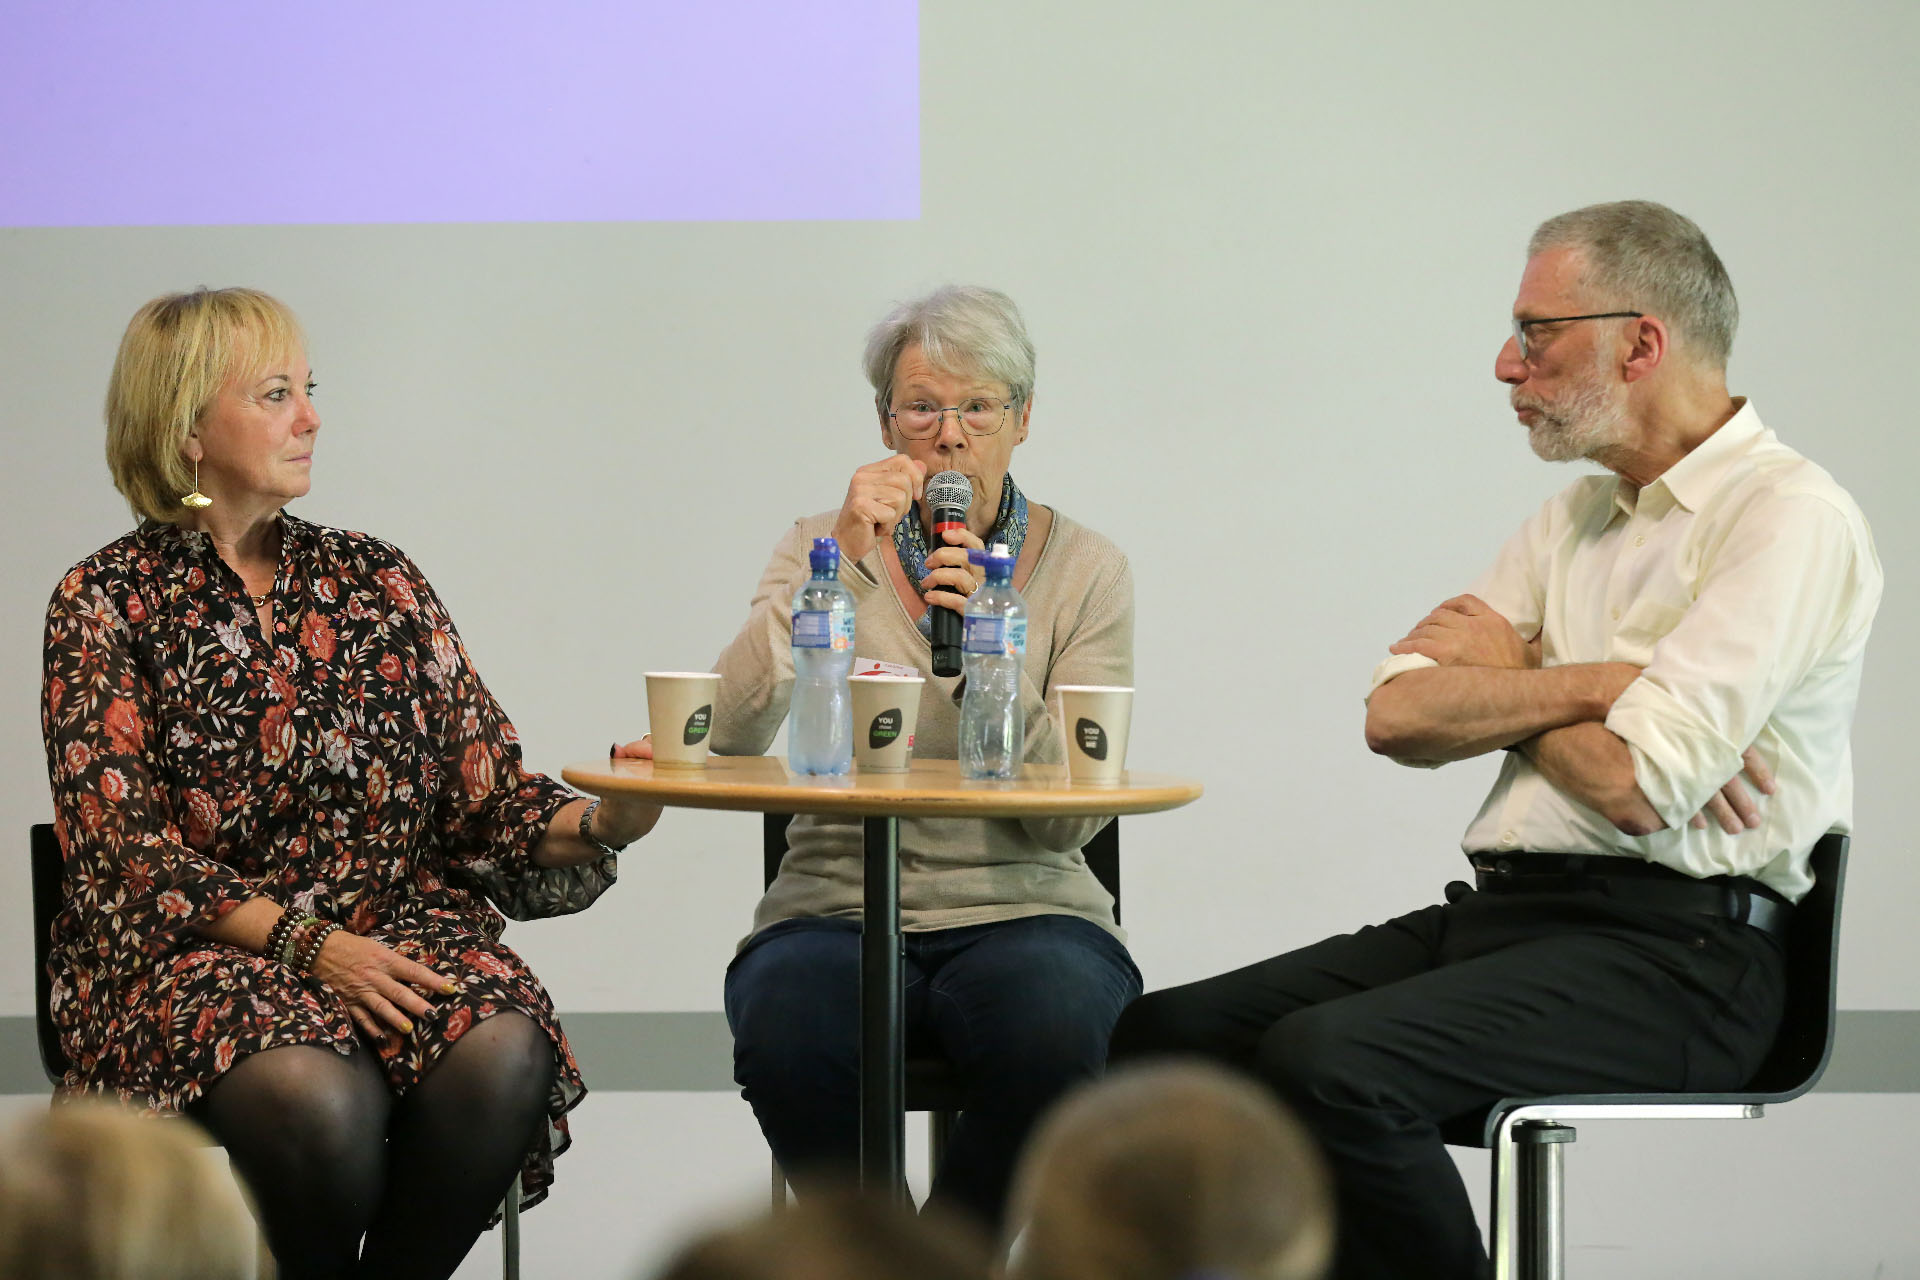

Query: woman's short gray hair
left=1528, top=200, right=1738, bottom=371
left=862, top=285, right=1036, bottom=419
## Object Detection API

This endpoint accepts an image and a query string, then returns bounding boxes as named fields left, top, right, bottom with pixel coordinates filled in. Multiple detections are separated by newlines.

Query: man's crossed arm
left=1363, top=596, right=1772, bottom=837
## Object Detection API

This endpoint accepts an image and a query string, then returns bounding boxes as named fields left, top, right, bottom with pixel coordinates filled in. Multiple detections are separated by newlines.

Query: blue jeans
left=725, top=912, right=1141, bottom=1228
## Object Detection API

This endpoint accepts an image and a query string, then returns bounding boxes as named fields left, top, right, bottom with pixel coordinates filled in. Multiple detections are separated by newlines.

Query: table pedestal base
left=859, top=815, right=905, bottom=1198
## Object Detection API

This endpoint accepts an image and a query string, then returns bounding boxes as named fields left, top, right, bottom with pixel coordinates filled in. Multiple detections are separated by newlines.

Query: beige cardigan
left=710, top=507, right=1134, bottom=942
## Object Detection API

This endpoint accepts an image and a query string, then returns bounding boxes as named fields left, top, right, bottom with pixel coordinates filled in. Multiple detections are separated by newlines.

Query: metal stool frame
left=1450, top=832, right=1848, bottom=1280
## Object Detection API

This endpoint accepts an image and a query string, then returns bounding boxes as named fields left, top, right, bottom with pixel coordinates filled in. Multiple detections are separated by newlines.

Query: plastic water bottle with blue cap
left=959, top=542, right=1028, bottom=780
left=790, top=536, right=854, bottom=774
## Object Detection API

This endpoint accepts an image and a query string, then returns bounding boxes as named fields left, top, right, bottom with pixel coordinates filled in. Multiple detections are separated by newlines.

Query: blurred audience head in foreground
left=652, top=1186, right=990, bottom=1280
left=0, top=1102, right=255, bottom=1280
left=1008, top=1061, right=1335, bottom=1280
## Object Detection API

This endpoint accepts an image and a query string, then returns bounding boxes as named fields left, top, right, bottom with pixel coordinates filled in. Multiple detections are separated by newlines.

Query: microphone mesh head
left=926, top=471, right=973, bottom=514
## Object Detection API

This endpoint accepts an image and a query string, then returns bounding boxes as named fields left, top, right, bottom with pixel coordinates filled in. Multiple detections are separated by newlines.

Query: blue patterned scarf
left=893, top=473, right=1030, bottom=638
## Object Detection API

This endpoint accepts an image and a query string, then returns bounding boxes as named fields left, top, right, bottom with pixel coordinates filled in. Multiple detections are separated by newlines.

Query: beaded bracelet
left=295, top=922, right=340, bottom=975
left=281, top=916, right=322, bottom=967
left=264, top=911, right=302, bottom=965
left=282, top=916, right=320, bottom=967
left=280, top=915, right=325, bottom=967
left=270, top=913, right=319, bottom=967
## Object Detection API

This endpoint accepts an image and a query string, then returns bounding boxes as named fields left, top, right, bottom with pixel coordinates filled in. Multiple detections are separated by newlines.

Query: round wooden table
left=563, top=754, right=1203, bottom=1196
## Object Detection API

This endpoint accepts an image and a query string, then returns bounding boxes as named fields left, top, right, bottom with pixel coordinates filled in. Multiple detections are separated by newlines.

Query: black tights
left=194, top=1013, right=557, bottom=1280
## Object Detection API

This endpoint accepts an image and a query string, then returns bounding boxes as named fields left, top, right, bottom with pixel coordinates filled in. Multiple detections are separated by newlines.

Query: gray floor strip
left=2, top=1009, right=1915, bottom=1096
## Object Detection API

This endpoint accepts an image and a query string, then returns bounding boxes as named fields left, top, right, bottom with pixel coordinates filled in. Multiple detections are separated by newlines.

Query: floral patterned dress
left=40, top=513, right=614, bottom=1209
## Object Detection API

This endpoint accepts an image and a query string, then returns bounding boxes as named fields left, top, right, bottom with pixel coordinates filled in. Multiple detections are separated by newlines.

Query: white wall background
left=2, top=1, right=1916, bottom=1275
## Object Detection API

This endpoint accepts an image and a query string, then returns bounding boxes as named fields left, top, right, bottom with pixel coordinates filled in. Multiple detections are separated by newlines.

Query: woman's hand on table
left=312, top=930, right=458, bottom=1041
left=831, top=455, right=926, bottom=563
left=596, top=736, right=664, bottom=844
left=922, top=525, right=986, bottom=615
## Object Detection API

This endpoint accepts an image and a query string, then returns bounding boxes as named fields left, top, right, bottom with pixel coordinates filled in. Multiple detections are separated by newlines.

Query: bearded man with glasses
left=692, top=284, right=1139, bottom=1232
left=1109, top=201, right=1881, bottom=1280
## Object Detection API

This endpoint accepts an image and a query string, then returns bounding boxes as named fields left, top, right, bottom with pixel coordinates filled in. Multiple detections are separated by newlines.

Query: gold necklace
left=249, top=589, right=272, bottom=607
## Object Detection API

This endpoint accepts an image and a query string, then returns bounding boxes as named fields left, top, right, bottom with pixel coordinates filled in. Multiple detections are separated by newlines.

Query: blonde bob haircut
left=106, top=287, right=305, bottom=525
left=0, top=1103, right=256, bottom=1280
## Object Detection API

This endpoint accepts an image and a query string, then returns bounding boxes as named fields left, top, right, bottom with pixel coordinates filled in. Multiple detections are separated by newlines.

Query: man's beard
left=1513, top=354, right=1629, bottom=462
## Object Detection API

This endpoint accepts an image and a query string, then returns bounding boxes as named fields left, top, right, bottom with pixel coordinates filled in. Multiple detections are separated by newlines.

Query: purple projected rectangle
left=0, top=1, right=918, bottom=226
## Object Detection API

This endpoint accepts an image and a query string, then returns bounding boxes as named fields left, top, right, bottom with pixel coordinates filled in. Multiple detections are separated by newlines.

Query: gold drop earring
left=181, top=459, right=212, bottom=510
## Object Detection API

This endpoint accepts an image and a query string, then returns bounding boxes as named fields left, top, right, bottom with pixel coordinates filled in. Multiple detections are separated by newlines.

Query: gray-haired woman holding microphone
left=707, top=285, right=1139, bottom=1229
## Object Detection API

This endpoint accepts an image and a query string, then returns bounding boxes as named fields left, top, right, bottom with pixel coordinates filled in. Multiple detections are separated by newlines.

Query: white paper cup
left=646, top=672, right=722, bottom=768
left=1058, top=685, right=1133, bottom=785
left=849, top=674, right=925, bottom=772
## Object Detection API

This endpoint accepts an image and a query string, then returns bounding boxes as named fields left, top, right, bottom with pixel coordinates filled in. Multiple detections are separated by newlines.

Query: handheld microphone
left=926, top=470, right=972, bottom=677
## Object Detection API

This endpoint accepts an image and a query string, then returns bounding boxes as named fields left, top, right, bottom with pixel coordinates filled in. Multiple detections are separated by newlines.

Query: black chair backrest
left=761, top=813, right=1122, bottom=925
left=29, top=822, right=69, bottom=1085
left=1743, top=830, right=1848, bottom=1099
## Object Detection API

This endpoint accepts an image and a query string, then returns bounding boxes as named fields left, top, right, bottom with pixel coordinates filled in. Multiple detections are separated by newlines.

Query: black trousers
left=1107, top=882, right=1787, bottom=1280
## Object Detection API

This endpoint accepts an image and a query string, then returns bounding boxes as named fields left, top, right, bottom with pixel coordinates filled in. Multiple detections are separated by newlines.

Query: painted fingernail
left=442, top=983, right=457, bottom=994
left=400, top=1021, right=414, bottom=1033
left=609, top=742, right=618, bottom=757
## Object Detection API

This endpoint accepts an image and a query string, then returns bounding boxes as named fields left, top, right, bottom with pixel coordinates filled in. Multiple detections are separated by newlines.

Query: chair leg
left=501, top=1174, right=521, bottom=1280
left=1514, top=1122, right=1575, bottom=1280
left=766, top=1117, right=945, bottom=1211
left=928, top=1109, right=955, bottom=1183
left=770, top=1156, right=790, bottom=1212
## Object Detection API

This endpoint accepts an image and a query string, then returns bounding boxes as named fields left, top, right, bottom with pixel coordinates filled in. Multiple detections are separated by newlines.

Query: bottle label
left=963, top=615, right=1027, bottom=657
left=792, top=609, right=854, bottom=650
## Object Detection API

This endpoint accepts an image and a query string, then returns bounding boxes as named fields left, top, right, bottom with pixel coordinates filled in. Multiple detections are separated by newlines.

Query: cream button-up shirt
left=1371, top=401, right=1881, bottom=901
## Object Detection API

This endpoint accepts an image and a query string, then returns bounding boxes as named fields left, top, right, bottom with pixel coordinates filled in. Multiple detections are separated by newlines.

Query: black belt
left=1464, top=853, right=1791, bottom=939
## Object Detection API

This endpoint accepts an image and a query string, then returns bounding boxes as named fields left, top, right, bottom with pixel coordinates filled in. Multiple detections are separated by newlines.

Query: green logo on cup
left=684, top=705, right=712, bottom=746
left=869, top=709, right=903, bottom=749
left=1075, top=718, right=1108, bottom=760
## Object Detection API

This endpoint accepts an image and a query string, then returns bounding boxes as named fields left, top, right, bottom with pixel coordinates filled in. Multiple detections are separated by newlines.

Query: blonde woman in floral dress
left=40, top=288, right=659, bottom=1280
